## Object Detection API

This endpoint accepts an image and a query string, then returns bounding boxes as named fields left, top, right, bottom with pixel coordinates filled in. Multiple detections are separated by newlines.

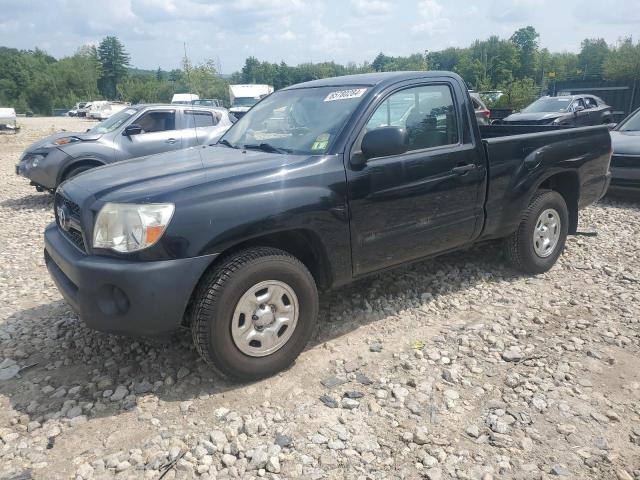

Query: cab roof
left=283, top=71, right=462, bottom=90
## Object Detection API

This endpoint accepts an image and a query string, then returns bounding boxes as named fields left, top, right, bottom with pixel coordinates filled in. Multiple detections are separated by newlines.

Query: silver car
left=16, top=104, right=234, bottom=192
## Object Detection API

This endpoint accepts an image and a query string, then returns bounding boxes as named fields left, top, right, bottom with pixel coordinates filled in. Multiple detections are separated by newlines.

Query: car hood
left=503, top=112, right=564, bottom=122
left=59, top=145, right=307, bottom=207
left=610, top=130, right=640, bottom=156
left=26, top=131, right=102, bottom=152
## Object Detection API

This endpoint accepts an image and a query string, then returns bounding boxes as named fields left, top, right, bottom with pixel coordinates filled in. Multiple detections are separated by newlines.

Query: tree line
left=1, top=28, right=639, bottom=114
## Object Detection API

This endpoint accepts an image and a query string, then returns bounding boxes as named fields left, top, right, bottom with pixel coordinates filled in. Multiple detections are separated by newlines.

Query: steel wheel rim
left=231, top=280, right=299, bottom=357
left=533, top=208, right=561, bottom=258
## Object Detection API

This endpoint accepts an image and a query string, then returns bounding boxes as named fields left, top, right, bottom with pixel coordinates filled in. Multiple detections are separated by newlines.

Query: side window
left=365, top=84, right=459, bottom=152
left=584, top=98, right=597, bottom=109
left=574, top=99, right=586, bottom=110
left=184, top=110, right=218, bottom=128
left=136, top=111, right=176, bottom=133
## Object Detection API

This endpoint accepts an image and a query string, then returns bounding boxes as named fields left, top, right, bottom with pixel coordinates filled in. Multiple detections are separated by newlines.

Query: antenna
left=183, top=42, right=200, bottom=146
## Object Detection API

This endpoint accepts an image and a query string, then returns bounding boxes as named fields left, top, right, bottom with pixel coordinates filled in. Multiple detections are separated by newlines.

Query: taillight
left=480, top=109, right=491, bottom=118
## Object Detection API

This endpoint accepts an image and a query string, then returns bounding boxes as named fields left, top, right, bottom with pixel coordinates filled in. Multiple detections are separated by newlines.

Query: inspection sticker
left=311, top=133, right=330, bottom=151
left=324, top=88, right=367, bottom=102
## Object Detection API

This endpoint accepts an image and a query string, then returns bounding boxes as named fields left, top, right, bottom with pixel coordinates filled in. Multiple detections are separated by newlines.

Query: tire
left=63, top=164, right=96, bottom=182
left=191, top=247, right=318, bottom=381
left=505, top=190, right=569, bottom=274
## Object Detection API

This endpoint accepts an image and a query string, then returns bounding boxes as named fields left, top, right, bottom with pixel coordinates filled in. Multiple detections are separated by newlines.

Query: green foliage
left=604, top=38, right=640, bottom=81
left=494, top=77, right=539, bottom=111
left=97, top=36, right=130, bottom=99
left=511, top=26, right=540, bottom=79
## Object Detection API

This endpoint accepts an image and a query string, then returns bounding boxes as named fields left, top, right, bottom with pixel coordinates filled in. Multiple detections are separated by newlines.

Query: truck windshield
left=233, top=97, right=259, bottom=107
left=221, top=86, right=368, bottom=154
left=618, top=109, right=640, bottom=131
left=522, top=97, right=572, bottom=113
left=88, top=107, right=139, bottom=134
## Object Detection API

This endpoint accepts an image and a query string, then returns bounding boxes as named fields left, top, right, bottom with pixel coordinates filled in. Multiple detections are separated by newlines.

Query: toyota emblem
left=57, top=206, right=69, bottom=231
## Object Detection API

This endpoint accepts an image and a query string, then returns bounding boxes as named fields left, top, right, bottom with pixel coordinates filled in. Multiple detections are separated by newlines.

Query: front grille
left=503, top=119, right=553, bottom=126
left=611, top=154, right=639, bottom=168
left=54, top=192, right=86, bottom=253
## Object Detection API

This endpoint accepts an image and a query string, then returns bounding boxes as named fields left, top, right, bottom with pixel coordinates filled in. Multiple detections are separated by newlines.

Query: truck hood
left=611, top=130, right=640, bottom=156
left=503, top=112, right=564, bottom=122
left=26, top=131, right=102, bottom=152
left=60, top=145, right=306, bottom=206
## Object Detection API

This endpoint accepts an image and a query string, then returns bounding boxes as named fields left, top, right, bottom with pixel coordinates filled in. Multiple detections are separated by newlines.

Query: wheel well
left=181, top=230, right=331, bottom=327
left=59, top=159, right=104, bottom=183
left=538, top=172, right=579, bottom=234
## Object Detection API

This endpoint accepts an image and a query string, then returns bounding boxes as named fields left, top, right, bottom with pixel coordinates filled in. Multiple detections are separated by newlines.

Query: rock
left=76, top=463, right=94, bottom=479
left=392, top=386, right=409, bottom=401
left=465, top=425, right=480, bottom=438
left=425, top=467, right=442, bottom=480
left=550, top=465, right=570, bottom=476
left=341, top=397, right=360, bottom=409
left=275, top=433, right=292, bottom=448
left=343, top=391, right=364, bottom=399
left=343, top=360, right=361, bottom=373
left=355, top=372, right=373, bottom=385
left=110, top=385, right=129, bottom=402
left=320, top=395, right=339, bottom=408
left=369, top=344, right=383, bottom=352
left=221, top=454, right=236, bottom=467
left=615, top=468, right=633, bottom=480
left=69, top=415, right=88, bottom=427
left=501, top=348, right=523, bottom=362
left=248, top=447, right=268, bottom=470
left=266, top=456, right=281, bottom=473
left=133, top=380, right=153, bottom=394
left=176, top=367, right=190, bottom=380
left=413, top=426, right=429, bottom=445
left=321, top=377, right=348, bottom=388
left=0, top=365, right=20, bottom=381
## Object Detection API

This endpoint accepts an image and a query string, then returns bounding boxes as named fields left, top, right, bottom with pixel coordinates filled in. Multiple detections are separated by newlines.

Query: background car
left=502, top=95, right=613, bottom=126
left=192, top=98, right=224, bottom=108
left=470, top=92, right=491, bottom=125
left=16, top=104, right=234, bottom=191
left=609, top=106, right=640, bottom=192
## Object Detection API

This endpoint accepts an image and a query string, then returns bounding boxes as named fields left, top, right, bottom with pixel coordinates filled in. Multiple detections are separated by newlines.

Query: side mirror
left=607, top=123, right=618, bottom=131
left=573, top=105, right=585, bottom=113
left=361, top=127, right=409, bottom=161
left=123, top=124, right=142, bottom=136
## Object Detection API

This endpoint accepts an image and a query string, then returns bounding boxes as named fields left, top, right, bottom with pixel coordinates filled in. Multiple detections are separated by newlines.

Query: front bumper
left=44, top=223, right=216, bottom=336
left=16, top=149, right=71, bottom=190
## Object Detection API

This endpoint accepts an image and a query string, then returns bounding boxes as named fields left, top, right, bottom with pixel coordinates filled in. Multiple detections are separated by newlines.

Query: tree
left=97, top=36, right=130, bottom=99
left=604, top=38, right=640, bottom=81
left=578, top=39, right=610, bottom=78
left=511, top=26, right=539, bottom=79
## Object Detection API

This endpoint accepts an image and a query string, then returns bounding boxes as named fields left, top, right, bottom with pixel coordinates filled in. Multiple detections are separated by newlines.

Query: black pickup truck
left=44, top=72, right=612, bottom=380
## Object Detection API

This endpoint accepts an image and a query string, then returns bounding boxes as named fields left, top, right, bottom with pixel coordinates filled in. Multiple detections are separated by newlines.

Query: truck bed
left=478, top=124, right=612, bottom=241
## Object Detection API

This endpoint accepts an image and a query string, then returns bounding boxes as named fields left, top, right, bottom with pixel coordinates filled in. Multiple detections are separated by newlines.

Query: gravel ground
left=1, top=117, right=640, bottom=480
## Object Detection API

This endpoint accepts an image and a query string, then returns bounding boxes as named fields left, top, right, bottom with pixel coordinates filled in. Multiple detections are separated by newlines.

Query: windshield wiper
left=216, top=139, right=239, bottom=148
left=243, top=143, right=291, bottom=154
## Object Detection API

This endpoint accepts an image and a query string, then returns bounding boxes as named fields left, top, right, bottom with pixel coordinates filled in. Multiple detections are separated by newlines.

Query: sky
left=0, top=0, right=639, bottom=73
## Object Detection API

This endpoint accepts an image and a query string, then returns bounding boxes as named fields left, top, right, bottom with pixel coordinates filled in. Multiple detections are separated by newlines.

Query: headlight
left=21, top=153, right=45, bottom=169
left=93, top=203, right=175, bottom=253
left=551, top=118, right=561, bottom=125
left=53, top=136, right=81, bottom=146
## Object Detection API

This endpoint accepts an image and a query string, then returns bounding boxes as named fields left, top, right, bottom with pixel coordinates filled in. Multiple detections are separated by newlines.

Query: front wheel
left=505, top=190, right=569, bottom=274
left=191, top=247, right=318, bottom=381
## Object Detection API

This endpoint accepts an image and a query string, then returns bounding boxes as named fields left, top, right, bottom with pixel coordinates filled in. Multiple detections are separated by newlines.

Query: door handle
left=452, top=164, right=476, bottom=175
left=166, top=138, right=177, bottom=144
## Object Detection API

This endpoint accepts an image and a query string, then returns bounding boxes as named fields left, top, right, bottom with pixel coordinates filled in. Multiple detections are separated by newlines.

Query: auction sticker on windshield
left=324, top=88, right=367, bottom=102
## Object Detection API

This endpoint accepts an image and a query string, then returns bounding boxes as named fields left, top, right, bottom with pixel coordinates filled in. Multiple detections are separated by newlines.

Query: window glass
left=185, top=110, right=218, bottom=128
left=365, top=84, right=459, bottom=152
left=574, top=99, right=586, bottom=110
left=584, top=98, right=597, bottom=109
left=136, top=111, right=176, bottom=133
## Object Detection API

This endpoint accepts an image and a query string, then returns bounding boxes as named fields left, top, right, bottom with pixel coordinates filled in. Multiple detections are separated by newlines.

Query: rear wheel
left=505, top=190, right=569, bottom=274
left=191, top=247, right=318, bottom=381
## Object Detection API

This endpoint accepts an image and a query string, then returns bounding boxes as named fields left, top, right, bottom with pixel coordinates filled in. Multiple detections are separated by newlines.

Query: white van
left=171, top=93, right=200, bottom=105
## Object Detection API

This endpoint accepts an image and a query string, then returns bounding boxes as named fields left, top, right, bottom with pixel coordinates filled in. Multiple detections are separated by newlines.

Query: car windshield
left=233, top=97, right=260, bottom=107
left=618, top=109, right=640, bottom=131
left=220, top=86, right=368, bottom=155
left=88, top=107, right=139, bottom=134
left=522, top=97, right=573, bottom=113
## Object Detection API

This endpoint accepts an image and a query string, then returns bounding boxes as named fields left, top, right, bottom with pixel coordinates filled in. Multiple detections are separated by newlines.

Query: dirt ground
left=0, top=117, right=639, bottom=480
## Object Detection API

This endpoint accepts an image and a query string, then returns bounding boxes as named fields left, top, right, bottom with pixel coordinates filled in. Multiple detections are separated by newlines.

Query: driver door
left=572, top=98, right=589, bottom=126
left=117, top=109, right=182, bottom=160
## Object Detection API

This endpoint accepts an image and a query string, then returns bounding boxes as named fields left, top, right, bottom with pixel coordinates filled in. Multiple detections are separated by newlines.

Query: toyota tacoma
left=44, top=72, right=612, bottom=380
